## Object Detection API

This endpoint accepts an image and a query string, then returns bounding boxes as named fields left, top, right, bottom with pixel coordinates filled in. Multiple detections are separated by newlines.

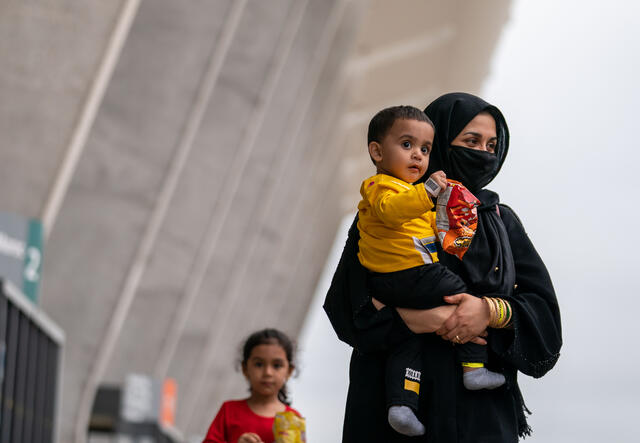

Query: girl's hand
left=436, top=293, right=490, bottom=344
left=428, top=170, right=447, bottom=195
left=238, top=433, right=263, bottom=443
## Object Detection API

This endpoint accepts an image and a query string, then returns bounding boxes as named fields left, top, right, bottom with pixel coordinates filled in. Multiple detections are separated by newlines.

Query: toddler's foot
left=463, top=367, right=505, bottom=390
left=388, top=405, right=425, bottom=436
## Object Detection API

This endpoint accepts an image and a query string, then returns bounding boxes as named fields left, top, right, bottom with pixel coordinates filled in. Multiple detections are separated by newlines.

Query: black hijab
left=423, top=92, right=509, bottom=192
left=423, top=92, right=515, bottom=299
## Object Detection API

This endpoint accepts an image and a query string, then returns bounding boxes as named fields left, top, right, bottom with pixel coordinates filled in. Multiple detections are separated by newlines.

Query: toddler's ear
left=368, top=141, right=383, bottom=162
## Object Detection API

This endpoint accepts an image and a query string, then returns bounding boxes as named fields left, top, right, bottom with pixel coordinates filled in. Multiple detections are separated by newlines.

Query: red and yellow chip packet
left=435, top=180, right=480, bottom=259
left=273, top=411, right=306, bottom=443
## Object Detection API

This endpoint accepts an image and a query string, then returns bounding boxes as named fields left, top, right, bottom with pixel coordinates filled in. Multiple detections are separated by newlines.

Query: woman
left=323, top=92, right=562, bottom=442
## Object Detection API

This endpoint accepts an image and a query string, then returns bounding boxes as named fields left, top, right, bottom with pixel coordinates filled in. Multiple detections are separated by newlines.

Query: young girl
left=202, top=328, right=302, bottom=443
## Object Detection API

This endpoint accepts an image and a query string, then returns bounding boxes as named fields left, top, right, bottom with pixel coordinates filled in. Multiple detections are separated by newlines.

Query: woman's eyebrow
left=462, top=131, right=497, bottom=140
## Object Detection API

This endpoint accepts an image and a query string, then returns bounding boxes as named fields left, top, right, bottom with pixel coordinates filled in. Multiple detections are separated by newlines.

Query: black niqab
left=423, top=92, right=510, bottom=192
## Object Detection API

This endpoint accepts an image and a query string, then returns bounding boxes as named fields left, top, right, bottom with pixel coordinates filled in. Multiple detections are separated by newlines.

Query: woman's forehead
left=456, top=112, right=497, bottom=138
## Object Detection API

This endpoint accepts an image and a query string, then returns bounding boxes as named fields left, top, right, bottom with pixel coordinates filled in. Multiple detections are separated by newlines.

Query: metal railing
left=0, top=279, right=64, bottom=443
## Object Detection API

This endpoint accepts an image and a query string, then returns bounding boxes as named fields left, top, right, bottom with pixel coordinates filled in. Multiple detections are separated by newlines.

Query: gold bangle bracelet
left=483, top=297, right=498, bottom=328
left=484, top=297, right=512, bottom=329
left=502, top=299, right=513, bottom=327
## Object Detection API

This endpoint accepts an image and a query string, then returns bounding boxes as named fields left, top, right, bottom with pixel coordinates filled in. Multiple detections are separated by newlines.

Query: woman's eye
left=466, top=138, right=478, bottom=146
left=402, top=141, right=411, bottom=148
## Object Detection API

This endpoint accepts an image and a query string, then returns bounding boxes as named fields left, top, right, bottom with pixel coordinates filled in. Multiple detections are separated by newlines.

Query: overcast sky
left=290, top=1, right=640, bottom=441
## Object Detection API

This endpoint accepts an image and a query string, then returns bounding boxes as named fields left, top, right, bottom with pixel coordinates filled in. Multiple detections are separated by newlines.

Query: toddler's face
left=370, top=118, right=434, bottom=183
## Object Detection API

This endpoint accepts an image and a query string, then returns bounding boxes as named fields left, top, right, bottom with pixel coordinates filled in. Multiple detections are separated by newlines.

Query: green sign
left=0, top=212, right=43, bottom=303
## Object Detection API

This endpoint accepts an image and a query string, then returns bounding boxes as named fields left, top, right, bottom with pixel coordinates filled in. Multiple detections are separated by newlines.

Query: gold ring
left=454, top=335, right=461, bottom=343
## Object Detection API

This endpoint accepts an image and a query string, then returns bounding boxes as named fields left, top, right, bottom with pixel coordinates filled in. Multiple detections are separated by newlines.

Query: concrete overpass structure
left=0, top=0, right=511, bottom=441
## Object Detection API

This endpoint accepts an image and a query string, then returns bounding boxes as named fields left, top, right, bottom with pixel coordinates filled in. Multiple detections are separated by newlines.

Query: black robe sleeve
left=489, top=204, right=563, bottom=378
left=323, top=216, right=414, bottom=353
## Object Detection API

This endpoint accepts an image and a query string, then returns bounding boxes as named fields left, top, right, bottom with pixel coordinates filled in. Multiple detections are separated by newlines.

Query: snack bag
left=273, top=411, right=306, bottom=443
left=435, top=180, right=480, bottom=259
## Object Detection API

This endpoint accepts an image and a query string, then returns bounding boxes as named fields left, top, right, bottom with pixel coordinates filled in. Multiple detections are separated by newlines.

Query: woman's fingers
left=397, top=305, right=456, bottom=334
left=436, top=292, right=470, bottom=336
left=437, top=294, right=490, bottom=342
left=470, top=336, right=487, bottom=345
left=446, top=331, right=483, bottom=345
left=371, top=297, right=385, bottom=311
left=435, top=312, right=458, bottom=337
left=443, top=293, right=464, bottom=305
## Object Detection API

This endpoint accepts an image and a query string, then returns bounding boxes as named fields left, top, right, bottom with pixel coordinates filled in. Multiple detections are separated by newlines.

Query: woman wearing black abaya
left=323, top=92, right=562, bottom=442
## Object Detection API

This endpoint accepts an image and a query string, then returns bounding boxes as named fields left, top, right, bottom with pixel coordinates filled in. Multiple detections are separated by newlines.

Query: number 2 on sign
left=24, top=246, right=41, bottom=282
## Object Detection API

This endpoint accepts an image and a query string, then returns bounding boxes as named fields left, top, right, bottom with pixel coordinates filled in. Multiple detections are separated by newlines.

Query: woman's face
left=451, top=111, right=497, bottom=153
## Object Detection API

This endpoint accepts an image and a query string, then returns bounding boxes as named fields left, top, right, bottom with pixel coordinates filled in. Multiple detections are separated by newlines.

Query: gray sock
left=463, top=367, right=506, bottom=390
left=388, top=405, right=425, bottom=436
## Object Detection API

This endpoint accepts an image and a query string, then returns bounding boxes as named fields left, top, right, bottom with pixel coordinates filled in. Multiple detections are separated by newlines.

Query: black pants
left=369, top=264, right=487, bottom=411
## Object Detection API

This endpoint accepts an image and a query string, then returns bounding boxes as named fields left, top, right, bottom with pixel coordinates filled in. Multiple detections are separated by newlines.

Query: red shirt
left=203, top=399, right=301, bottom=443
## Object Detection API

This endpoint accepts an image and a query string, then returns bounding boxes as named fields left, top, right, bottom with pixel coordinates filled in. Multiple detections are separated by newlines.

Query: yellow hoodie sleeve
left=361, top=175, right=434, bottom=228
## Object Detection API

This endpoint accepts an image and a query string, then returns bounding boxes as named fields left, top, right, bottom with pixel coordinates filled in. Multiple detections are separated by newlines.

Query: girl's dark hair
left=240, top=328, right=296, bottom=405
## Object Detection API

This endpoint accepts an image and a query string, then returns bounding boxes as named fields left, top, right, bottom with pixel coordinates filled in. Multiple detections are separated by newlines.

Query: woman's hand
left=371, top=297, right=385, bottom=311
left=436, top=293, right=490, bottom=344
left=373, top=298, right=456, bottom=335
left=238, top=433, right=263, bottom=443
left=396, top=305, right=456, bottom=333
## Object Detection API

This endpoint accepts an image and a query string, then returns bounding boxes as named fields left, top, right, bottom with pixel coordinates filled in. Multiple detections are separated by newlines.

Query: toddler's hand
left=425, top=170, right=447, bottom=197
left=430, top=170, right=447, bottom=191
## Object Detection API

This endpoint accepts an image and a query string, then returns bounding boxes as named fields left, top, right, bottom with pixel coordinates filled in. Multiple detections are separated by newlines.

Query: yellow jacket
left=357, top=174, right=439, bottom=273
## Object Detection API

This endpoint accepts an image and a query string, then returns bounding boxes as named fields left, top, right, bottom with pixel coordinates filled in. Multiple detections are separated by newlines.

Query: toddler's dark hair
left=367, top=105, right=434, bottom=165
left=240, top=328, right=296, bottom=405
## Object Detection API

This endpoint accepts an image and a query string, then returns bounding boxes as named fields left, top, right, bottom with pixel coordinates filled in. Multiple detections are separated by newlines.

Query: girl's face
left=242, top=343, right=293, bottom=400
left=451, top=111, right=497, bottom=153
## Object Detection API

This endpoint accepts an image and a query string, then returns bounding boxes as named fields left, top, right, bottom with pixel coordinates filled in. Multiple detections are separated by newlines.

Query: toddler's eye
left=402, top=141, right=411, bottom=149
left=421, top=146, right=429, bottom=154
